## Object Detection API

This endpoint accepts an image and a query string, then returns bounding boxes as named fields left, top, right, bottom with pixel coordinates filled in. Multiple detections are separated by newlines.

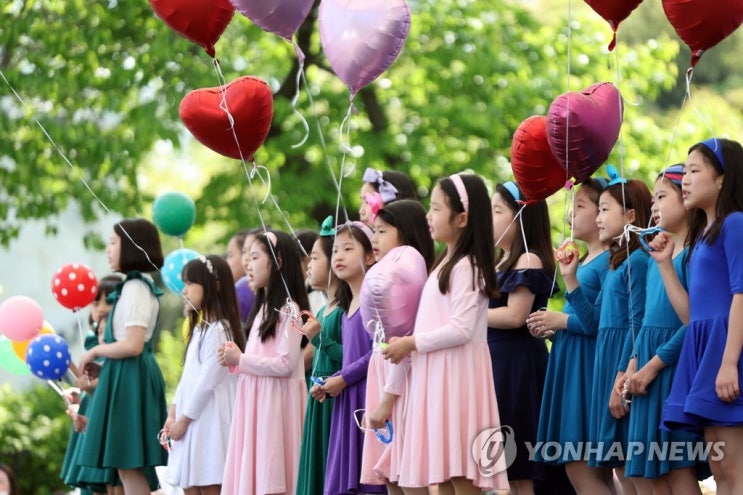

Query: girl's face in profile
left=372, top=216, right=401, bottom=262
left=106, top=232, right=121, bottom=272
left=247, top=240, right=272, bottom=290
left=307, top=239, right=331, bottom=291
left=570, top=187, right=600, bottom=242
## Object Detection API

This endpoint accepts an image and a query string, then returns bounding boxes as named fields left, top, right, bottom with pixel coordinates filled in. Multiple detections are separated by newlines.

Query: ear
left=625, top=208, right=636, bottom=225
left=715, top=173, right=724, bottom=190
left=454, top=211, right=468, bottom=229
left=364, top=250, right=376, bottom=267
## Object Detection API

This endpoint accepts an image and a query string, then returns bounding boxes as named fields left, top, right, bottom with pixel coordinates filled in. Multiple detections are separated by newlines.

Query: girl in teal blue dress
left=562, top=171, right=652, bottom=495
left=624, top=165, right=709, bottom=491
left=77, top=218, right=168, bottom=494
left=528, top=178, right=612, bottom=494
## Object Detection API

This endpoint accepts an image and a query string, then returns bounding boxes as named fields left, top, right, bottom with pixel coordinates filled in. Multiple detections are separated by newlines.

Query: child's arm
left=180, top=325, right=231, bottom=420
left=317, top=312, right=343, bottom=366
left=488, top=253, right=541, bottom=329
left=79, top=326, right=146, bottom=372
left=618, top=252, right=649, bottom=372
left=236, top=305, right=304, bottom=377
left=718, top=294, right=743, bottom=402
left=650, top=233, right=690, bottom=325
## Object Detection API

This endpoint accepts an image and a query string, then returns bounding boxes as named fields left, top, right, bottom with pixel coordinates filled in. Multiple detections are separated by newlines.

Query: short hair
left=114, top=218, right=164, bottom=272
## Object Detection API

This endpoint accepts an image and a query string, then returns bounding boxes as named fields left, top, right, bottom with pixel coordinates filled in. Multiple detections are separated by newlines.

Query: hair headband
left=362, top=167, right=399, bottom=203
left=319, top=215, right=335, bottom=237
left=658, top=163, right=684, bottom=187
left=502, top=181, right=522, bottom=203
left=198, top=255, right=216, bottom=278
left=606, top=164, right=627, bottom=186
left=264, top=231, right=278, bottom=247
left=449, top=174, right=469, bottom=213
left=364, top=192, right=384, bottom=223
left=700, top=138, right=726, bottom=170
left=338, top=221, right=374, bottom=244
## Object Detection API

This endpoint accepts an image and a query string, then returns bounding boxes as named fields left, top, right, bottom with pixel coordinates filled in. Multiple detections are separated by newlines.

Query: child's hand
left=63, top=387, right=81, bottom=405
left=310, top=384, right=327, bottom=403
left=627, top=364, right=659, bottom=396
left=557, top=249, right=580, bottom=278
left=555, top=240, right=579, bottom=265
left=300, top=316, right=322, bottom=340
left=74, top=414, right=88, bottom=433
left=382, top=336, right=415, bottom=364
left=78, top=349, right=99, bottom=378
left=648, top=231, right=675, bottom=264
left=321, top=376, right=347, bottom=398
left=168, top=415, right=192, bottom=441
left=609, top=372, right=629, bottom=419
left=716, top=362, right=740, bottom=403
left=526, top=311, right=561, bottom=338
left=368, top=397, right=394, bottom=430
left=218, top=341, right=241, bottom=367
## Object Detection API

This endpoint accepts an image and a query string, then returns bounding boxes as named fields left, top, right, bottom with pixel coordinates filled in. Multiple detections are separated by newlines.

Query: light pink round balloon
left=230, top=0, right=314, bottom=41
left=319, top=0, right=411, bottom=99
left=360, top=245, right=427, bottom=341
left=0, top=296, right=44, bottom=342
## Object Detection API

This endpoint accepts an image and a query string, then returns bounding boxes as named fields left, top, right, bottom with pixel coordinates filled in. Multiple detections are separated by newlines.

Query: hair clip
left=319, top=215, right=335, bottom=237
left=700, top=138, right=726, bottom=170
left=449, top=174, right=469, bottom=213
left=503, top=181, right=522, bottom=203
left=364, top=192, right=384, bottom=223
left=265, top=231, right=278, bottom=247
left=606, top=164, right=627, bottom=186
left=658, top=163, right=684, bottom=187
left=362, top=168, right=399, bottom=203
left=198, top=255, right=216, bottom=277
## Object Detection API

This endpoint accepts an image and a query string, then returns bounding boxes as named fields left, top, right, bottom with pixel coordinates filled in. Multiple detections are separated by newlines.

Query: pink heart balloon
left=360, top=246, right=427, bottom=341
left=319, top=0, right=411, bottom=100
left=546, top=82, right=623, bottom=183
left=230, top=0, right=314, bottom=41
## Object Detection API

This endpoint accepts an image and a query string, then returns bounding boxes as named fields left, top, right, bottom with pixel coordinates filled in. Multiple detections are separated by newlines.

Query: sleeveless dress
left=488, top=268, right=556, bottom=484
left=166, top=320, right=237, bottom=488
left=626, top=250, right=709, bottom=479
left=297, top=305, right=344, bottom=495
left=663, top=213, right=743, bottom=432
left=537, top=251, right=609, bottom=464
left=567, top=249, right=649, bottom=467
left=77, top=271, right=167, bottom=490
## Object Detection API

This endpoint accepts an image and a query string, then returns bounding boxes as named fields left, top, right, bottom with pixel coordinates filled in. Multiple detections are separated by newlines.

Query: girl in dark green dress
left=77, top=218, right=168, bottom=494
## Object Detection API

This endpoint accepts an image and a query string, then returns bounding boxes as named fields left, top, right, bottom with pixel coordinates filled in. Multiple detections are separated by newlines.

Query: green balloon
left=0, top=336, right=30, bottom=375
left=152, top=191, right=196, bottom=237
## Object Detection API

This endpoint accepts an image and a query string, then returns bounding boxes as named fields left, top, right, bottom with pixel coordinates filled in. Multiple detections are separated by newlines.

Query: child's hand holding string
left=648, top=231, right=675, bottom=265
left=168, top=415, right=192, bottom=441
left=300, top=315, right=321, bottom=340
left=382, top=336, right=415, bottom=364
left=367, top=395, right=394, bottom=430
left=218, top=341, right=240, bottom=367
left=321, top=375, right=347, bottom=398
left=310, top=384, right=327, bottom=403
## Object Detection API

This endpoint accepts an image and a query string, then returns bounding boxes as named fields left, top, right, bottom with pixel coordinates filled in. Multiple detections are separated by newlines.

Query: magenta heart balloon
left=230, top=0, right=314, bottom=41
left=360, top=246, right=427, bottom=341
left=546, top=82, right=623, bottom=183
left=319, top=0, right=411, bottom=100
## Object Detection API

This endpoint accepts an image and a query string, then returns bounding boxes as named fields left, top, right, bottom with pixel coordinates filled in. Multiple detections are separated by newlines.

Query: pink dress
left=222, top=303, right=307, bottom=495
left=398, top=259, right=509, bottom=490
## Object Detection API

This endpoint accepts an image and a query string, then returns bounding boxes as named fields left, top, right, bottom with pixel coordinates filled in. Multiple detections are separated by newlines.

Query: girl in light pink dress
left=383, top=174, right=510, bottom=494
left=218, top=230, right=310, bottom=495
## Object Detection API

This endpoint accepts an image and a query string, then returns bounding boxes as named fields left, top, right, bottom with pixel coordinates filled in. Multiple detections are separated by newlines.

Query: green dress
left=77, top=271, right=167, bottom=490
left=296, top=305, right=344, bottom=495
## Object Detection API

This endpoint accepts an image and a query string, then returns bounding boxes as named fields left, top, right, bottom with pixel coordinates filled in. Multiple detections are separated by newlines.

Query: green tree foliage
left=1, top=0, right=739, bottom=249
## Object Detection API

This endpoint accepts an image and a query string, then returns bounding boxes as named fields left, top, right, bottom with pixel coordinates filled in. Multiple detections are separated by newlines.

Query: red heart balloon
left=149, top=0, right=235, bottom=58
left=51, top=263, right=99, bottom=311
left=510, top=116, right=567, bottom=204
left=180, top=76, right=274, bottom=161
left=546, top=82, right=623, bottom=183
left=662, top=0, right=743, bottom=67
left=584, top=0, right=644, bottom=50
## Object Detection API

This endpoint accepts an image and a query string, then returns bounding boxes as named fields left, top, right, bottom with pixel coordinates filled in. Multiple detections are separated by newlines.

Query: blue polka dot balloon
left=25, top=334, right=71, bottom=380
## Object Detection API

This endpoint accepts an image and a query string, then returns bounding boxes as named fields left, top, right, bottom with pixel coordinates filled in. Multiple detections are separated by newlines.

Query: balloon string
left=494, top=205, right=526, bottom=259
left=75, top=312, right=86, bottom=354
left=684, top=68, right=716, bottom=138
left=290, top=45, right=310, bottom=149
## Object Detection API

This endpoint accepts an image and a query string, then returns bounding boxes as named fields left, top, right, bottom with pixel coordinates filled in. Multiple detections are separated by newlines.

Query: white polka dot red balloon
left=51, top=262, right=99, bottom=311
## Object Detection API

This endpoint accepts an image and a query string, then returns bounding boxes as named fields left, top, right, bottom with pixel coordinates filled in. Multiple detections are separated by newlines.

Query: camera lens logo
left=471, top=425, right=517, bottom=477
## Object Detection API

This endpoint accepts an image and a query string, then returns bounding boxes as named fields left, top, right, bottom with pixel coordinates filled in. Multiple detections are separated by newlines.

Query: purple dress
left=324, top=310, right=386, bottom=495
left=235, top=276, right=255, bottom=324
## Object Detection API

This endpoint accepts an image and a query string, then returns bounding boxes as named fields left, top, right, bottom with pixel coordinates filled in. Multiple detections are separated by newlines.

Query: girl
left=165, top=255, right=246, bottom=495
left=61, top=274, right=122, bottom=495
left=233, top=227, right=263, bottom=324
left=320, top=221, right=383, bottom=495
left=360, top=199, right=434, bottom=494
left=217, top=229, right=310, bottom=495
left=661, top=138, right=743, bottom=494
left=527, top=179, right=614, bottom=494
left=0, top=463, right=18, bottom=495
left=562, top=172, right=652, bottom=494
left=486, top=181, right=559, bottom=495
left=297, top=216, right=345, bottom=495
left=383, top=174, right=509, bottom=495
left=77, top=218, right=168, bottom=494
left=360, top=167, right=418, bottom=226
left=623, top=165, right=707, bottom=494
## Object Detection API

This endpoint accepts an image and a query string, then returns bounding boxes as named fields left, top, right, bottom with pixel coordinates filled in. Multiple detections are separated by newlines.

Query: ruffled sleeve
left=498, top=269, right=559, bottom=298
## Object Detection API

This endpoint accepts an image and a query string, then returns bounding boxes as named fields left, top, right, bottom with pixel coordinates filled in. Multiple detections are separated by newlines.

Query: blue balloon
left=162, top=248, right=200, bottom=294
left=26, top=334, right=71, bottom=380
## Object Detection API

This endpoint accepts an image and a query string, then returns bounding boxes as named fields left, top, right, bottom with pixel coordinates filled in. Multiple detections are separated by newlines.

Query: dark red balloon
left=51, top=263, right=99, bottom=312
left=663, top=0, right=743, bottom=67
left=510, top=116, right=567, bottom=204
left=149, top=0, right=235, bottom=58
left=584, top=0, right=643, bottom=50
left=179, top=76, right=274, bottom=162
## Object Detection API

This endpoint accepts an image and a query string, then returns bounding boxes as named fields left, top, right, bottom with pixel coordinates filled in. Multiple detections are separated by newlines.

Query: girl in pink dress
left=218, top=230, right=310, bottom=495
left=384, top=174, right=509, bottom=494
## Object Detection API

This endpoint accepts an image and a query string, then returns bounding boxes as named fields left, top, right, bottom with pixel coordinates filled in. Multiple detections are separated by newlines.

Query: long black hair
left=376, top=199, right=435, bottom=271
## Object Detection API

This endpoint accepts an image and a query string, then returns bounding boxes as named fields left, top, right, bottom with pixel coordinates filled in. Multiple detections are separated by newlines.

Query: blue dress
left=489, top=268, right=557, bottom=482
left=626, top=249, right=708, bottom=478
left=663, top=213, right=743, bottom=432
left=567, top=249, right=649, bottom=467
left=537, top=251, right=610, bottom=464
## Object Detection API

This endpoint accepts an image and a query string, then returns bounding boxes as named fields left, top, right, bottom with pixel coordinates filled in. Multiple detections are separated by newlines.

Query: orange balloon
left=12, top=321, right=55, bottom=362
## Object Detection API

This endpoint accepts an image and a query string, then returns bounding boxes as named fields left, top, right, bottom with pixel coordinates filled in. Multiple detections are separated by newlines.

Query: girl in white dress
left=164, top=254, right=247, bottom=495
